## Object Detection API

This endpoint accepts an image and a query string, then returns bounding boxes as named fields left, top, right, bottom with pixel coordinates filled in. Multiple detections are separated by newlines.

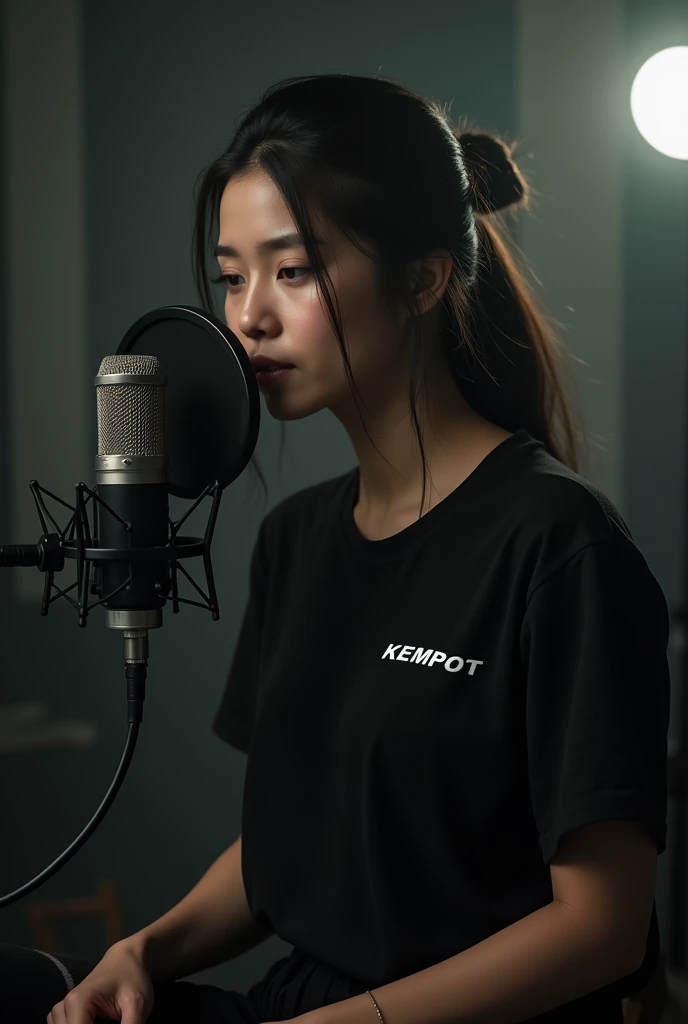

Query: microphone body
left=96, top=480, right=168, bottom=618
left=94, top=354, right=169, bottom=653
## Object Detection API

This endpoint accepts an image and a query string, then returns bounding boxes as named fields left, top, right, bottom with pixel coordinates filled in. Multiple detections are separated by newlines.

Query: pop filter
left=117, top=305, right=260, bottom=499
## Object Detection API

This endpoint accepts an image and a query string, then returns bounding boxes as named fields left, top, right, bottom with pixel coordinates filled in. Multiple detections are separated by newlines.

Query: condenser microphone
left=0, top=305, right=261, bottom=634
left=94, top=353, right=168, bottom=669
left=0, top=305, right=261, bottom=909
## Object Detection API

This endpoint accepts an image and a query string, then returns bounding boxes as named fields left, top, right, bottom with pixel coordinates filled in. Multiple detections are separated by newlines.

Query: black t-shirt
left=213, top=429, right=670, bottom=1021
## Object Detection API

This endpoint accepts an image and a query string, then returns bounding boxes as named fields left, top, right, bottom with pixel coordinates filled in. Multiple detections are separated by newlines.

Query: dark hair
left=193, top=73, right=584, bottom=517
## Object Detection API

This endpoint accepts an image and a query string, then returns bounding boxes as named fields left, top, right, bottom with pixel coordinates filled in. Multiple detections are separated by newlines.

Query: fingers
left=46, top=993, right=109, bottom=1024
left=46, top=984, right=150, bottom=1024
left=47, top=996, right=88, bottom=1024
left=46, top=1002, right=67, bottom=1024
left=119, top=988, right=148, bottom=1024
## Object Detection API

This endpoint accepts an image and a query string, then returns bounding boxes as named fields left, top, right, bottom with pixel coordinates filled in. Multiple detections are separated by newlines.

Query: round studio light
left=630, top=46, right=688, bottom=160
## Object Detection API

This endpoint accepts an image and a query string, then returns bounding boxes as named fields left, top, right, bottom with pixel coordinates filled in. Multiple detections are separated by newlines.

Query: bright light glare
left=630, top=46, right=688, bottom=160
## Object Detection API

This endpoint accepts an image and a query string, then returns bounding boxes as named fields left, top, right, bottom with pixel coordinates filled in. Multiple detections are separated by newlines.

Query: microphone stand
left=0, top=474, right=223, bottom=908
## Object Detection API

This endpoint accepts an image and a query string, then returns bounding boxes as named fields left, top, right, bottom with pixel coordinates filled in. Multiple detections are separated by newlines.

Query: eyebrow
left=214, top=232, right=325, bottom=259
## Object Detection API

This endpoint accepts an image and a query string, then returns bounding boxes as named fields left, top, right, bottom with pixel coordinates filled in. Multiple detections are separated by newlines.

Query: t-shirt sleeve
left=211, top=517, right=269, bottom=754
left=521, top=537, right=670, bottom=864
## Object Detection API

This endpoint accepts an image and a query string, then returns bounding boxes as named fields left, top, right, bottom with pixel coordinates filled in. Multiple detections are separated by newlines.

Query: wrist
left=366, top=990, right=386, bottom=1024
left=110, top=931, right=149, bottom=964
left=314, top=990, right=383, bottom=1024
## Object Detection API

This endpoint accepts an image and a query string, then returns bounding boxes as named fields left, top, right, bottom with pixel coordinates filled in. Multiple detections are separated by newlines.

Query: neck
left=335, top=355, right=509, bottom=519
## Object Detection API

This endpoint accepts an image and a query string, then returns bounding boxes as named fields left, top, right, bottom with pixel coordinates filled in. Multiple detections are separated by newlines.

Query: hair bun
left=457, top=130, right=527, bottom=215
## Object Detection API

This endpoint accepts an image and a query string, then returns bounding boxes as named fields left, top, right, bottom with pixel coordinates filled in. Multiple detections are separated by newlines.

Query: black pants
left=0, top=943, right=367, bottom=1024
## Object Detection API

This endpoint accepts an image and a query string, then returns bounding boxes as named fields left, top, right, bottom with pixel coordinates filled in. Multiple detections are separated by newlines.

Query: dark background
left=0, top=0, right=687, bottom=997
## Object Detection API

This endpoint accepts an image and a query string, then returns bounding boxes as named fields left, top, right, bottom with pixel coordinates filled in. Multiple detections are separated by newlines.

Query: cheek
left=337, top=279, right=396, bottom=365
left=290, top=290, right=332, bottom=339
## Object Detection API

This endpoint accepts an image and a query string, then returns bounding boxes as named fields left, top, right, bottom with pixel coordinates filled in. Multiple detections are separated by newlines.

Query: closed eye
left=212, top=266, right=312, bottom=290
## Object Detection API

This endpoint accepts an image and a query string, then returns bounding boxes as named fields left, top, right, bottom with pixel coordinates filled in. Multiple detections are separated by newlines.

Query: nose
left=235, top=289, right=280, bottom=338
left=238, top=301, right=282, bottom=340
left=238, top=316, right=281, bottom=342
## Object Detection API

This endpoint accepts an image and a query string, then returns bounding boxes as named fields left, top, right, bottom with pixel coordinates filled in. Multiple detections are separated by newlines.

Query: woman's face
left=216, top=168, right=412, bottom=427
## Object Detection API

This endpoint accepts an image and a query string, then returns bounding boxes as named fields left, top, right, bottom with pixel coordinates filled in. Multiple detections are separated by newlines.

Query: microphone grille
left=96, top=354, right=165, bottom=457
left=98, top=353, right=161, bottom=377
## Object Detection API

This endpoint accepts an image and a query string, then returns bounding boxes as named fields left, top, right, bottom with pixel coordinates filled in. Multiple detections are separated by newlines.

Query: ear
left=408, top=251, right=454, bottom=316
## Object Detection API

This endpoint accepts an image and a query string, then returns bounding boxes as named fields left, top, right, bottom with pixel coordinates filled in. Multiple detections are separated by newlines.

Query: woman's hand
left=46, top=941, right=155, bottom=1024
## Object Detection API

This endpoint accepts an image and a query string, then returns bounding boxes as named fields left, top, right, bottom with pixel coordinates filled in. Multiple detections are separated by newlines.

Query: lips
left=251, top=357, right=294, bottom=372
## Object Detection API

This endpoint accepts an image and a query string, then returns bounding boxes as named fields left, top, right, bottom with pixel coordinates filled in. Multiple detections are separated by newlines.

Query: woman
left=5, top=73, right=669, bottom=1024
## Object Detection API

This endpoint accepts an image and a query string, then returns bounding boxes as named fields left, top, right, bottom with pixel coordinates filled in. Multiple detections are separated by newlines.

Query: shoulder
left=510, top=439, right=631, bottom=543
left=258, top=468, right=354, bottom=551
left=503, top=439, right=645, bottom=595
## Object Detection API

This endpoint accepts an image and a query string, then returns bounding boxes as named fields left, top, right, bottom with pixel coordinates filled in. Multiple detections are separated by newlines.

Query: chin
left=261, top=393, right=329, bottom=421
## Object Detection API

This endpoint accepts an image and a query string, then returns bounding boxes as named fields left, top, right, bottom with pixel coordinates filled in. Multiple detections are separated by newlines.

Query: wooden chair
left=25, top=877, right=123, bottom=955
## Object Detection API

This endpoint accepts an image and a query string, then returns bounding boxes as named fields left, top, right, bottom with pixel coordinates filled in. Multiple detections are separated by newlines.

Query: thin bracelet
left=367, top=989, right=385, bottom=1024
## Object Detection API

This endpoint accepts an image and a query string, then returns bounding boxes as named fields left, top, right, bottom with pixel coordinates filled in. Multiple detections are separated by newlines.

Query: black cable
left=0, top=664, right=146, bottom=908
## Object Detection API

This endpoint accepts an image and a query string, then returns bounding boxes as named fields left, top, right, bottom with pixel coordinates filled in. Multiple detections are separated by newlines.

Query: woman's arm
left=318, top=819, right=656, bottom=1024
left=115, top=834, right=274, bottom=983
